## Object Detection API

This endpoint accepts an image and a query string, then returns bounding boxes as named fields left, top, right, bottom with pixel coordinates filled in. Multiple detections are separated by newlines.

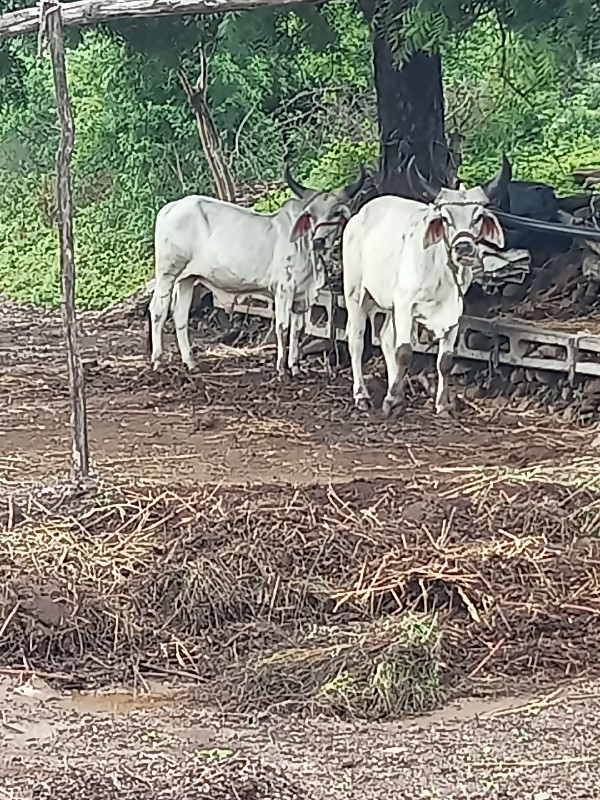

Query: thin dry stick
left=468, top=637, right=506, bottom=678
left=473, top=754, right=597, bottom=769
left=482, top=686, right=567, bottom=719
left=179, top=60, right=235, bottom=202
left=0, top=602, right=20, bottom=638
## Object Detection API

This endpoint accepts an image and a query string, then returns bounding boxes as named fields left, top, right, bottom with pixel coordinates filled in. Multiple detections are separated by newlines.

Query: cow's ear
left=481, top=212, right=505, bottom=249
left=290, top=212, right=313, bottom=242
left=423, top=217, right=444, bottom=248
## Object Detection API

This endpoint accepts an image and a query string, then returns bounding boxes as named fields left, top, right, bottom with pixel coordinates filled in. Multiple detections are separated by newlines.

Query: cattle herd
left=147, top=156, right=598, bottom=416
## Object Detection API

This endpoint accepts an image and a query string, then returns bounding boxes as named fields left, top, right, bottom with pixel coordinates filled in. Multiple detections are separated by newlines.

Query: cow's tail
left=146, top=306, right=153, bottom=357
left=146, top=278, right=157, bottom=357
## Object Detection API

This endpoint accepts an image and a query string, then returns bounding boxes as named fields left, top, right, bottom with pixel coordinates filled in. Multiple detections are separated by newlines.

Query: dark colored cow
left=497, top=180, right=570, bottom=252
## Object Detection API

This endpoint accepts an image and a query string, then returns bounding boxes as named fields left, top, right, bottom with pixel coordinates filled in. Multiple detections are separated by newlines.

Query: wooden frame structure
left=0, top=0, right=316, bottom=478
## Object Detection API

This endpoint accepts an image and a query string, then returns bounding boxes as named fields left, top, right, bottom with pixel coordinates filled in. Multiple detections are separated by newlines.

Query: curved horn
left=481, top=154, right=513, bottom=204
left=406, top=156, right=440, bottom=203
left=344, top=164, right=367, bottom=199
left=284, top=164, right=311, bottom=199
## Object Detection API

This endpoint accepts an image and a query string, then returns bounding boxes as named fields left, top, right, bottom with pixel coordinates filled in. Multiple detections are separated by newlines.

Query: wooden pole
left=43, top=0, right=90, bottom=479
left=0, top=0, right=320, bottom=40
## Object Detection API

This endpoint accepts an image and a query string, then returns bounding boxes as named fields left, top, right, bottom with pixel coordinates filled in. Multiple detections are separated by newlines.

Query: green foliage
left=0, top=31, right=203, bottom=308
left=1, top=1, right=600, bottom=309
left=305, top=138, right=379, bottom=188
left=442, top=15, right=600, bottom=191
left=0, top=4, right=373, bottom=309
left=376, top=0, right=600, bottom=65
left=253, top=138, right=379, bottom=213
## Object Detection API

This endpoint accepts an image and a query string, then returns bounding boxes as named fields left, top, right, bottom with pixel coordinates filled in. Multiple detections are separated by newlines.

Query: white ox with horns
left=148, top=166, right=365, bottom=378
left=342, top=155, right=512, bottom=416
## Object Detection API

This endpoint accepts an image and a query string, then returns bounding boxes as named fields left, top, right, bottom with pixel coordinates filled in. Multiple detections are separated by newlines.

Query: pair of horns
left=407, top=154, right=513, bottom=204
left=284, top=164, right=367, bottom=200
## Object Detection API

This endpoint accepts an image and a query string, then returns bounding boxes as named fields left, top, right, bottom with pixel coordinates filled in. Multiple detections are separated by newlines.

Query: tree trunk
left=179, top=52, right=236, bottom=202
left=360, top=0, right=447, bottom=199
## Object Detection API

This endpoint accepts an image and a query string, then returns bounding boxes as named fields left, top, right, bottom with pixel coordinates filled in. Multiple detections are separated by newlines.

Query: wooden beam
left=0, top=0, right=320, bottom=40
left=45, top=0, right=91, bottom=478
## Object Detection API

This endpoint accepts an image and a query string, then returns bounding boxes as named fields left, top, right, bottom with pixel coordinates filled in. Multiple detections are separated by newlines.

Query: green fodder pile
left=227, top=614, right=446, bottom=717
left=0, top=464, right=599, bottom=715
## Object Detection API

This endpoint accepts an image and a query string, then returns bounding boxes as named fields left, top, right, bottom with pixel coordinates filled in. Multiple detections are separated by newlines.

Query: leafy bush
left=1, top=11, right=600, bottom=309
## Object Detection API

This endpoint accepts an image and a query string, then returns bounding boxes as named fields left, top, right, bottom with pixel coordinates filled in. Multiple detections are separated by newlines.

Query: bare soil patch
left=0, top=300, right=596, bottom=487
left=2, top=673, right=600, bottom=799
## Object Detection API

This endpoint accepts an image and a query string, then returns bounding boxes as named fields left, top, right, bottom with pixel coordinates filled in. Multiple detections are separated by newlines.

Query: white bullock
left=342, top=156, right=512, bottom=416
left=148, top=166, right=365, bottom=378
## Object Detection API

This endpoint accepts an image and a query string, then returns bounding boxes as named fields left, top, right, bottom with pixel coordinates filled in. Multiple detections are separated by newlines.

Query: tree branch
left=0, top=0, right=322, bottom=40
left=179, top=67, right=236, bottom=201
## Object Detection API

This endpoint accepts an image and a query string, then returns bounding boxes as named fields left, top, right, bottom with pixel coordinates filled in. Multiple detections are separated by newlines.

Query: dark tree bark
left=359, top=0, right=448, bottom=199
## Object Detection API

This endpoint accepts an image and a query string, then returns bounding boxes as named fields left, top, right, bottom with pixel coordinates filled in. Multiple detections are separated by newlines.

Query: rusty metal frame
left=215, top=287, right=600, bottom=379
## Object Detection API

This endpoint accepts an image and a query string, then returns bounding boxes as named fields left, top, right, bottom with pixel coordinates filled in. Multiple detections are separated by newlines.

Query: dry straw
left=0, top=466, right=599, bottom=714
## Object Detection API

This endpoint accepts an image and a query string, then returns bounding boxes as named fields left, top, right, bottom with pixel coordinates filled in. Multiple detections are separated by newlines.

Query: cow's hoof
left=382, top=396, right=402, bottom=418
left=277, top=370, right=289, bottom=384
left=436, top=404, right=458, bottom=419
left=151, top=360, right=161, bottom=372
left=381, top=402, right=394, bottom=419
left=355, top=397, right=371, bottom=413
left=183, top=360, right=197, bottom=372
left=290, top=366, right=301, bottom=379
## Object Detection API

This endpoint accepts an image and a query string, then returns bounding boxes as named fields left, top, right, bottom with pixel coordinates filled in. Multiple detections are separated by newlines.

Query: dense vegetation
left=0, top=2, right=599, bottom=308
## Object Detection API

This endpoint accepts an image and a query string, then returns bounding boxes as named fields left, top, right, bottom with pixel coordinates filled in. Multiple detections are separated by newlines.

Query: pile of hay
left=226, top=614, right=446, bottom=718
left=0, top=466, right=599, bottom=712
left=31, top=755, right=307, bottom=800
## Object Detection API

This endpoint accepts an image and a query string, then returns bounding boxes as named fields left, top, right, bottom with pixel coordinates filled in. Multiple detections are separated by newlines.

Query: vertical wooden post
left=44, top=1, right=90, bottom=478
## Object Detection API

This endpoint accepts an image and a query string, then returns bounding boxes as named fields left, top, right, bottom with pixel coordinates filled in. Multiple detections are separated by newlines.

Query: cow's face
left=289, top=190, right=352, bottom=252
left=407, top=155, right=511, bottom=273
left=286, top=165, right=366, bottom=252
left=424, top=186, right=505, bottom=271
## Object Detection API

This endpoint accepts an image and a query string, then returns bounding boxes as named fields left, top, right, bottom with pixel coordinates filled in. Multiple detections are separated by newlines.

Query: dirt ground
left=2, top=673, right=600, bottom=799
left=1, top=298, right=600, bottom=798
left=0, top=300, right=596, bottom=487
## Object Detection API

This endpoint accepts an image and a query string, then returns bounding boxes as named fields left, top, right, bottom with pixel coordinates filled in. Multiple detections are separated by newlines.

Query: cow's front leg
left=288, top=310, right=305, bottom=378
left=273, top=287, right=293, bottom=381
left=381, top=306, right=413, bottom=418
left=435, top=324, right=459, bottom=416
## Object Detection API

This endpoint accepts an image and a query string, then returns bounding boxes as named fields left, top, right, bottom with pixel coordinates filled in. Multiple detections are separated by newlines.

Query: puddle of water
left=68, top=690, right=176, bottom=715
left=388, top=693, right=536, bottom=732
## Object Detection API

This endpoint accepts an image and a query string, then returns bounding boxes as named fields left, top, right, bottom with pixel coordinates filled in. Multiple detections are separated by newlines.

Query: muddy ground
left=2, top=673, right=600, bottom=799
left=0, top=300, right=596, bottom=487
left=1, top=299, right=600, bottom=798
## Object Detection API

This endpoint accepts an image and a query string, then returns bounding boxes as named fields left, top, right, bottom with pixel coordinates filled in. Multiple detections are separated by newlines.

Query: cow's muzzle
left=451, top=235, right=481, bottom=268
left=311, top=217, right=348, bottom=252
